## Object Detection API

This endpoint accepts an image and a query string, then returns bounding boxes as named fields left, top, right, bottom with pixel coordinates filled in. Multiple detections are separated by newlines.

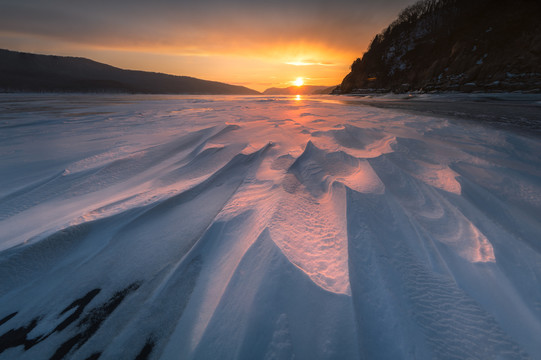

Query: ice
left=1, top=93, right=541, bottom=359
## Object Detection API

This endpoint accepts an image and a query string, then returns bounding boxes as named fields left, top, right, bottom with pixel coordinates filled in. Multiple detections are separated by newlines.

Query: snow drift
left=1, top=94, right=540, bottom=359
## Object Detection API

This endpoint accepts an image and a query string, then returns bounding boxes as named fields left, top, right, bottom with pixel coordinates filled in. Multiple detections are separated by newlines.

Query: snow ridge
left=1, top=94, right=541, bottom=359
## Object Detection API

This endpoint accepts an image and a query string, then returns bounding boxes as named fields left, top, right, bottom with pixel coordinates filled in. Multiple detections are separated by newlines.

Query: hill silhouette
left=263, top=85, right=335, bottom=95
left=0, top=49, right=260, bottom=95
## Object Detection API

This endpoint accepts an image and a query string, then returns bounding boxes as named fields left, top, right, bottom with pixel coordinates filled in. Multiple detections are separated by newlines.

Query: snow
left=1, top=93, right=541, bottom=359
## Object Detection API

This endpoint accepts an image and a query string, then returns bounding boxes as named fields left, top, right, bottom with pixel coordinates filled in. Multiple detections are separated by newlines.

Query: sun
left=294, top=77, right=304, bottom=87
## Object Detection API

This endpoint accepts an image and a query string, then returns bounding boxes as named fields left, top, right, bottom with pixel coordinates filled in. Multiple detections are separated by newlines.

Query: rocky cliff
left=340, top=0, right=541, bottom=93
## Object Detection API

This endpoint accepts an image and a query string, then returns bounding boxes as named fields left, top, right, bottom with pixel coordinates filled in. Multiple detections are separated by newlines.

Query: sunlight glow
left=286, top=61, right=336, bottom=66
left=295, top=94, right=302, bottom=101
left=294, top=77, right=304, bottom=87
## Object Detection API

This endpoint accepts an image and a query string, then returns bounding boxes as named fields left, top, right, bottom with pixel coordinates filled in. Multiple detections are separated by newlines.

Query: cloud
left=285, top=60, right=337, bottom=66
left=0, top=0, right=416, bottom=58
left=0, top=0, right=417, bottom=91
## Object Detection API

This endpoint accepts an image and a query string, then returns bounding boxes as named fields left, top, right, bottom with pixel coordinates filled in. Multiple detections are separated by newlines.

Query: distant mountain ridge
left=340, top=0, right=541, bottom=93
left=263, top=85, right=335, bottom=95
left=0, top=49, right=260, bottom=95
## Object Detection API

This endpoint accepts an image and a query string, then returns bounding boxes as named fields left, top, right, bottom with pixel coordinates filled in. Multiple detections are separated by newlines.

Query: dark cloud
left=0, top=0, right=416, bottom=55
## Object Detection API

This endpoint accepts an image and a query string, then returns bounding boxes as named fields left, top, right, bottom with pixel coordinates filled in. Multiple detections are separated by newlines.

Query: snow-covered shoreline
left=1, top=94, right=540, bottom=359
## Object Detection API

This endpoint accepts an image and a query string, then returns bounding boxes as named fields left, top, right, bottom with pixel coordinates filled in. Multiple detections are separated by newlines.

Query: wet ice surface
left=335, top=92, right=541, bottom=134
left=1, top=93, right=541, bottom=359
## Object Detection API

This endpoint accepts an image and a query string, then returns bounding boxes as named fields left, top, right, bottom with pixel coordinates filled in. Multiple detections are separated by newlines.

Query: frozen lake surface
left=1, top=94, right=541, bottom=359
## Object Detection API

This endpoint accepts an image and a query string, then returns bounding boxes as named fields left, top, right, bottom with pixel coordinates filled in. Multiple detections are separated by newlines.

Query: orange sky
left=0, top=0, right=416, bottom=92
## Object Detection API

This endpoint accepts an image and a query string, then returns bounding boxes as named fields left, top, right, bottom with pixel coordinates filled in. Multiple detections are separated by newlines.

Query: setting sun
left=294, top=77, right=304, bottom=87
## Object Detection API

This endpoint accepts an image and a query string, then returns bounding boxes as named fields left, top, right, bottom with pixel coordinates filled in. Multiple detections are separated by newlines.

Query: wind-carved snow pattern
left=1, top=94, right=541, bottom=359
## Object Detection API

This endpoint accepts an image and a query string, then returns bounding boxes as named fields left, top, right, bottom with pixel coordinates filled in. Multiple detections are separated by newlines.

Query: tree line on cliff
left=340, top=0, right=541, bottom=93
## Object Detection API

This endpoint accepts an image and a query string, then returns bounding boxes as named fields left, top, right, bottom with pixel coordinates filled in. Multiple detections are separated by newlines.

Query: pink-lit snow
left=1, top=94, right=540, bottom=359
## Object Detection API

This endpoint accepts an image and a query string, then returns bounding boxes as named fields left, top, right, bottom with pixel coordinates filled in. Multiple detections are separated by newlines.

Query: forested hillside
left=340, top=0, right=541, bottom=93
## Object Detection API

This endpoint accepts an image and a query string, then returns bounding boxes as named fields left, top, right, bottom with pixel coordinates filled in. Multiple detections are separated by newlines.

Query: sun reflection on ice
left=295, top=94, right=301, bottom=101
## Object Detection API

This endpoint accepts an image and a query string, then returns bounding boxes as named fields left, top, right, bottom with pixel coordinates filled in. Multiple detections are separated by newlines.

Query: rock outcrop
left=340, top=0, right=541, bottom=93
